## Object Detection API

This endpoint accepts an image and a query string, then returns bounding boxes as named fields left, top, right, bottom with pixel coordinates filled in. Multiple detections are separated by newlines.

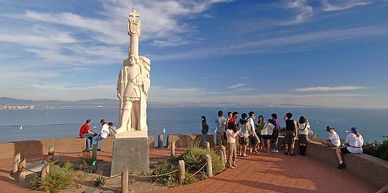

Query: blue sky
left=0, top=0, right=387, bottom=108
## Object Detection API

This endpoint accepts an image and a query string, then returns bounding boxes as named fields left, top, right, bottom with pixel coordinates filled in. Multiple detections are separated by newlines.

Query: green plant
left=151, top=162, right=178, bottom=187
left=94, top=176, right=107, bottom=187
left=63, top=161, right=73, bottom=171
left=181, top=147, right=224, bottom=176
left=363, top=139, right=388, bottom=161
left=80, top=154, right=95, bottom=173
left=31, top=165, right=73, bottom=193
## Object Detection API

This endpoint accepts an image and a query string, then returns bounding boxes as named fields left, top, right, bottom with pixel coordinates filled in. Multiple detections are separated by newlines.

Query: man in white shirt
left=321, top=126, right=341, bottom=148
left=91, top=119, right=110, bottom=151
left=248, top=112, right=259, bottom=153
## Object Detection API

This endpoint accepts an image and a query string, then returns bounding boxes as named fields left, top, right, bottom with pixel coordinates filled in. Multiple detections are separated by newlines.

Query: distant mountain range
left=0, top=97, right=119, bottom=109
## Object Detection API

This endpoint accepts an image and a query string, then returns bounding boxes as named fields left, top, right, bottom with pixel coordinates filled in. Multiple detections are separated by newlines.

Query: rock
left=83, top=188, right=97, bottom=193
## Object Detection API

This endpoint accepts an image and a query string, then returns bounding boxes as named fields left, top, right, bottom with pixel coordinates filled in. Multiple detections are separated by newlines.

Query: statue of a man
left=116, top=10, right=150, bottom=137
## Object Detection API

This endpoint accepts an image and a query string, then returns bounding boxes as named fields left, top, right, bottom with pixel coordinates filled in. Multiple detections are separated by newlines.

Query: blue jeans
left=92, top=135, right=104, bottom=150
left=202, top=134, right=208, bottom=143
left=83, top=133, right=96, bottom=150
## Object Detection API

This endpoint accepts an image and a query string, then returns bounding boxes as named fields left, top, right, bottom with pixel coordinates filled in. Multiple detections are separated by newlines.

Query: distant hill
left=0, top=97, right=118, bottom=109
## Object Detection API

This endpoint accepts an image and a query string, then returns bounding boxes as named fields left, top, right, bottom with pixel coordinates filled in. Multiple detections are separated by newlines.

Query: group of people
left=209, top=110, right=364, bottom=170
left=78, top=119, right=117, bottom=151
left=321, top=126, right=364, bottom=169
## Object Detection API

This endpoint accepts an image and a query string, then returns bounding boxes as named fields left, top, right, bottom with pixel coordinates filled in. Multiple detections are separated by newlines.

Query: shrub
left=363, top=139, right=388, bottom=161
left=181, top=147, right=224, bottom=176
left=31, top=165, right=73, bottom=193
left=94, top=176, right=107, bottom=187
left=151, top=162, right=178, bottom=187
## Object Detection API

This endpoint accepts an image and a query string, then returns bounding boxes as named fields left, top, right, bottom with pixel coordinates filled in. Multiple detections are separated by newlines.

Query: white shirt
left=100, top=124, right=110, bottom=138
left=261, top=122, right=274, bottom=136
left=248, top=117, right=256, bottom=136
left=345, top=133, right=364, bottom=153
left=328, top=130, right=341, bottom=147
left=226, top=129, right=239, bottom=144
left=298, top=123, right=310, bottom=135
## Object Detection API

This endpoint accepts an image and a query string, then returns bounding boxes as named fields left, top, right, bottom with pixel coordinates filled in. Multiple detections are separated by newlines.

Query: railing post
left=220, top=145, right=227, bottom=164
left=121, top=168, right=128, bottom=193
left=205, top=142, right=210, bottom=150
left=178, top=160, right=185, bottom=185
left=158, top=134, right=164, bottom=148
left=171, top=142, right=176, bottom=157
left=219, top=148, right=226, bottom=169
left=41, top=163, right=50, bottom=179
left=206, top=154, right=213, bottom=177
left=13, top=153, right=21, bottom=174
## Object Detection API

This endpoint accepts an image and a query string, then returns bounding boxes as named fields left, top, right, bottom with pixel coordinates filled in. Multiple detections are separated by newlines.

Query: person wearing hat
left=336, top=127, right=364, bottom=169
left=321, top=126, right=341, bottom=148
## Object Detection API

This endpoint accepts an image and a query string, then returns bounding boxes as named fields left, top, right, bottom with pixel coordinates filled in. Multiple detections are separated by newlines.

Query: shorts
left=285, top=130, right=296, bottom=146
left=239, top=137, right=249, bottom=145
left=262, top=135, right=272, bottom=140
left=249, top=135, right=258, bottom=146
left=340, top=147, right=350, bottom=154
left=298, top=134, right=309, bottom=145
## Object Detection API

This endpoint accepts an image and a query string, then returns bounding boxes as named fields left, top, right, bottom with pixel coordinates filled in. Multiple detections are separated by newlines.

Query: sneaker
left=272, top=149, right=279, bottom=153
left=337, top=163, right=346, bottom=169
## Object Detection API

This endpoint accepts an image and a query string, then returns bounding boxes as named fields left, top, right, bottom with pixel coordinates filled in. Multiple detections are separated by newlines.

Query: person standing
left=261, top=119, right=275, bottom=153
left=336, top=127, right=364, bottom=169
left=255, top=115, right=265, bottom=150
left=201, top=116, right=209, bottom=144
left=226, top=122, right=241, bottom=169
left=108, top=122, right=117, bottom=136
left=284, top=113, right=298, bottom=156
left=321, top=126, right=341, bottom=148
left=215, top=111, right=227, bottom=146
left=79, top=119, right=96, bottom=151
left=91, top=119, right=110, bottom=151
left=297, top=116, right=311, bottom=156
left=238, top=113, right=249, bottom=157
left=247, top=112, right=259, bottom=154
left=271, top=113, right=281, bottom=153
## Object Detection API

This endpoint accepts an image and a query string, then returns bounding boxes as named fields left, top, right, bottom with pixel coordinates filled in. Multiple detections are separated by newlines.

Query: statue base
left=110, top=137, right=150, bottom=176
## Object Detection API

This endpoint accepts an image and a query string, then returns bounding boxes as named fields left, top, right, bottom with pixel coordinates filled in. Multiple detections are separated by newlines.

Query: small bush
left=151, top=162, right=178, bottom=187
left=94, top=176, right=107, bottom=187
left=363, top=139, right=388, bottom=161
left=31, top=165, right=73, bottom=193
left=181, top=147, right=224, bottom=176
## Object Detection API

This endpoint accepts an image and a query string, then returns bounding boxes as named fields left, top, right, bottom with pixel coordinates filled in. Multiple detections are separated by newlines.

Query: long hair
left=257, top=115, right=264, bottom=124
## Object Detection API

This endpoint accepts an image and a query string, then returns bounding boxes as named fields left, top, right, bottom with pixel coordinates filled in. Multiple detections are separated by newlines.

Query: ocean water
left=0, top=107, right=387, bottom=143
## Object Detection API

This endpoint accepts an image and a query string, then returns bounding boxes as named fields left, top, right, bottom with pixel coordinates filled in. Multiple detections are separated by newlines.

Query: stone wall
left=166, top=134, right=215, bottom=148
left=0, top=135, right=154, bottom=160
left=307, top=140, right=388, bottom=189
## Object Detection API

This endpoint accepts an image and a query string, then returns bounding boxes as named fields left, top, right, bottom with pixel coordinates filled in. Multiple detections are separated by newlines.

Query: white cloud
left=321, top=0, right=374, bottom=12
left=229, top=83, right=245, bottom=89
left=153, top=25, right=388, bottom=60
left=295, top=86, right=367, bottom=92
left=21, top=0, right=233, bottom=46
left=282, top=0, right=313, bottom=25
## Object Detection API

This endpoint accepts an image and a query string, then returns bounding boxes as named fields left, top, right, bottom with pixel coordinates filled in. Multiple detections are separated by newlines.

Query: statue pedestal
left=110, top=137, right=150, bottom=176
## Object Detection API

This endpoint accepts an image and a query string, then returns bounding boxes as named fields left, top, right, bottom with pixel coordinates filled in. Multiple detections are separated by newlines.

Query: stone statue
left=116, top=9, right=150, bottom=138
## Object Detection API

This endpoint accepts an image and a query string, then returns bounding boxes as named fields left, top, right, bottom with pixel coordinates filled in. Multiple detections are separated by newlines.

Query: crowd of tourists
left=209, top=110, right=364, bottom=170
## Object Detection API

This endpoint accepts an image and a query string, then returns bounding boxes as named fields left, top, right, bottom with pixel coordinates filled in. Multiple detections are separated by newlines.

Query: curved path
left=0, top=149, right=377, bottom=193
left=149, top=150, right=377, bottom=193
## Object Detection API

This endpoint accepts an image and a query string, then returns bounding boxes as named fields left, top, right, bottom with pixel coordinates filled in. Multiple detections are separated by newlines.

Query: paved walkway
left=0, top=149, right=377, bottom=193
